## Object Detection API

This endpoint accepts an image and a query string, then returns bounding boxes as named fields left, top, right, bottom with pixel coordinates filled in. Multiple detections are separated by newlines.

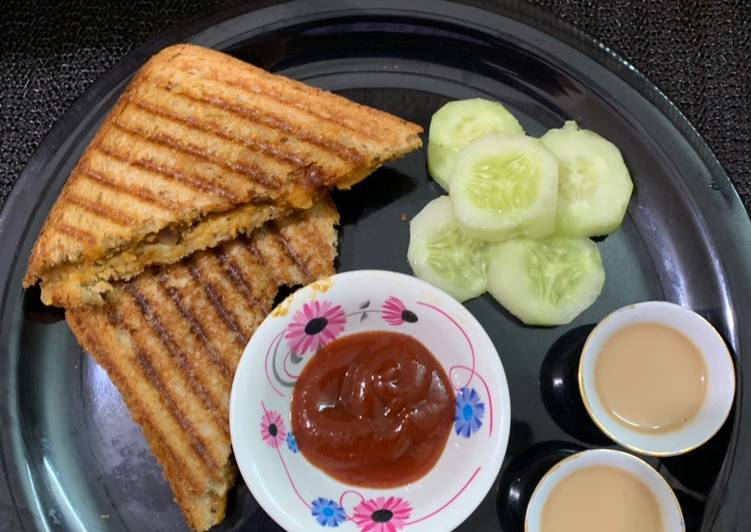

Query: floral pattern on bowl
left=230, top=270, right=511, bottom=532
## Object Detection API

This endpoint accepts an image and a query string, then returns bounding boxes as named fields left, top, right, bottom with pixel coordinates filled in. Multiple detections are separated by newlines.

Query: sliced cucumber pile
left=450, top=133, right=558, bottom=242
left=541, top=121, right=633, bottom=237
left=407, top=196, right=489, bottom=302
left=411, top=98, right=633, bottom=325
left=487, top=237, right=605, bottom=326
left=427, top=98, right=524, bottom=190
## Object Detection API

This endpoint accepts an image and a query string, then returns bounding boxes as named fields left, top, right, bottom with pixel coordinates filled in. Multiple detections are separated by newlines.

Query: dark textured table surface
left=0, top=3, right=750, bottom=531
left=1, top=0, right=750, bottom=213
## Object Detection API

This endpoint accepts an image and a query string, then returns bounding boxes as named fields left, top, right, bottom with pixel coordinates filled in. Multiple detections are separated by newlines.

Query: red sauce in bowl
left=291, top=331, right=455, bottom=488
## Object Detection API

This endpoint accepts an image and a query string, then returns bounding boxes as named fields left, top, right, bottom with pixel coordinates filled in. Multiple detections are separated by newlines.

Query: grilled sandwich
left=66, top=197, right=339, bottom=531
left=25, top=43, right=422, bottom=308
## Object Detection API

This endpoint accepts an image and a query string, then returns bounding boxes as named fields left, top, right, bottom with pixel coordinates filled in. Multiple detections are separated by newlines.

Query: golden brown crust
left=24, top=44, right=421, bottom=303
left=65, top=198, right=339, bottom=531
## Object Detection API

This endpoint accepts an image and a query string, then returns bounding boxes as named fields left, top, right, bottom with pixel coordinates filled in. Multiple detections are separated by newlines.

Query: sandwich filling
left=37, top=202, right=286, bottom=306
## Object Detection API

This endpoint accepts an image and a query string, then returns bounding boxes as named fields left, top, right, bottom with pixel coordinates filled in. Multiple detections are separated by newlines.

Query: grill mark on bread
left=131, top=87, right=334, bottom=191
left=220, top=78, right=385, bottom=142
left=157, top=47, right=411, bottom=144
left=70, top=310, right=205, bottom=494
left=126, top=282, right=229, bottom=429
left=150, top=66, right=383, bottom=143
left=243, top=240, right=283, bottom=286
left=216, top=248, right=262, bottom=308
left=97, top=141, right=240, bottom=203
left=110, top=379, right=206, bottom=492
left=79, top=169, right=178, bottom=211
left=158, top=274, right=234, bottom=382
left=175, top=91, right=365, bottom=166
left=101, top=307, right=218, bottom=482
left=132, top=98, right=321, bottom=172
left=201, top=251, right=271, bottom=341
left=53, top=222, right=96, bottom=244
left=62, top=193, right=135, bottom=227
left=115, top=109, right=280, bottom=193
left=108, top=303, right=221, bottom=472
left=271, top=223, right=312, bottom=280
left=186, top=261, right=247, bottom=347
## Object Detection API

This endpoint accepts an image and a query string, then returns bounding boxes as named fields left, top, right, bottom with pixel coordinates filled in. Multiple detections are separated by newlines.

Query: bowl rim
left=523, top=448, right=685, bottom=532
left=578, top=300, right=736, bottom=456
left=229, top=269, right=512, bottom=531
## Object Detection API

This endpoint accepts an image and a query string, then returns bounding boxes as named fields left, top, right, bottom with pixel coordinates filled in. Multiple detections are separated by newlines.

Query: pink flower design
left=285, top=300, right=346, bottom=355
left=381, top=297, right=418, bottom=326
left=352, top=496, right=412, bottom=532
left=260, top=409, right=286, bottom=448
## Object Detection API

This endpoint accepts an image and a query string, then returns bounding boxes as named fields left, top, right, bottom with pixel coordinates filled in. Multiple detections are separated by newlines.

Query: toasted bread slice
left=66, top=197, right=339, bottom=531
left=25, top=43, right=421, bottom=307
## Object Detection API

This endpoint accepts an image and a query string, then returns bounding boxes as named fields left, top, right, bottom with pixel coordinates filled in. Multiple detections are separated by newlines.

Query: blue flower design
left=287, top=431, right=299, bottom=453
left=454, top=387, right=485, bottom=437
left=311, top=497, right=347, bottom=527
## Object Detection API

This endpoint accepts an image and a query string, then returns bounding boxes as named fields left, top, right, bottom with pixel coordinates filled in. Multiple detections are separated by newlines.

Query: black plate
left=2, top=1, right=750, bottom=531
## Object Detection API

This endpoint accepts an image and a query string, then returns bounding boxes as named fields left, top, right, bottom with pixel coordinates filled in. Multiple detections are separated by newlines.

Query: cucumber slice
left=407, top=196, right=488, bottom=301
left=449, top=132, right=558, bottom=242
left=487, top=236, right=604, bottom=326
left=427, top=98, right=525, bottom=190
left=541, top=121, right=633, bottom=237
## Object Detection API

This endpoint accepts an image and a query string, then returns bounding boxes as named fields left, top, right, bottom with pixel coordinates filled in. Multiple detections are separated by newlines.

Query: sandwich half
left=66, top=197, right=339, bottom=531
left=25, top=44, right=422, bottom=307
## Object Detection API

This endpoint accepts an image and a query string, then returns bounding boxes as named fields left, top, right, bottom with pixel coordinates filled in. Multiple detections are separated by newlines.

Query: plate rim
left=1, top=1, right=749, bottom=531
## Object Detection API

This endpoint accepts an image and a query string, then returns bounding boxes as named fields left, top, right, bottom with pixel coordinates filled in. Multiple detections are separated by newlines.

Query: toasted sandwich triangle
left=66, top=197, right=340, bottom=531
left=25, top=43, right=422, bottom=307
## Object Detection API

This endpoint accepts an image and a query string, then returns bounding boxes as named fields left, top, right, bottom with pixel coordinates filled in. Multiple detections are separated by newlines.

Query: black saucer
left=539, top=324, right=613, bottom=446
left=496, top=441, right=586, bottom=531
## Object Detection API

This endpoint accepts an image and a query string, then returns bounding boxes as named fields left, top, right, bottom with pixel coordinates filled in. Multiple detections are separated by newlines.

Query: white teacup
left=525, top=449, right=684, bottom=531
left=578, top=301, right=735, bottom=456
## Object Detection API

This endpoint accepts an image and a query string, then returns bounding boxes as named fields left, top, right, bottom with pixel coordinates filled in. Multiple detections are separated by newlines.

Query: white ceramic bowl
left=525, top=449, right=685, bottom=531
left=230, top=270, right=511, bottom=532
left=579, top=301, right=735, bottom=456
